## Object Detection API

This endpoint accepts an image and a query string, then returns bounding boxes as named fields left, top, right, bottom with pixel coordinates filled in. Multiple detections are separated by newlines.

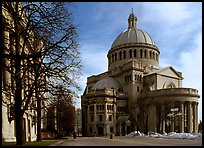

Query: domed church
left=81, top=9, right=200, bottom=136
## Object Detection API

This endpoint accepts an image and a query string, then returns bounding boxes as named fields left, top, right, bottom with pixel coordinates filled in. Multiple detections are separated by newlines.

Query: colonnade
left=155, top=101, right=199, bottom=133
left=108, top=48, right=159, bottom=64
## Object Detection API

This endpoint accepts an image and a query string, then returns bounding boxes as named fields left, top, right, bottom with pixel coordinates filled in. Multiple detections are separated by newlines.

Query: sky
left=70, top=2, right=202, bottom=121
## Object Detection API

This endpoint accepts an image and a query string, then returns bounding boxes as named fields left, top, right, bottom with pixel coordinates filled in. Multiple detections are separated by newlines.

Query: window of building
left=109, top=115, right=112, bottom=121
left=129, top=49, right=132, bottom=58
left=134, top=49, right=137, bottom=57
left=112, top=54, right=114, bottom=62
left=99, top=115, right=103, bottom=121
left=91, top=115, right=94, bottom=122
left=115, top=53, right=117, bottom=61
left=149, top=50, right=152, bottom=59
left=137, top=86, right=139, bottom=92
left=110, top=127, right=114, bottom=133
left=144, top=49, right=147, bottom=58
left=123, top=50, right=126, bottom=59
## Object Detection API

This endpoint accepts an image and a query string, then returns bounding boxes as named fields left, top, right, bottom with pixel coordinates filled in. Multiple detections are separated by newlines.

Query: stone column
left=113, top=99, right=117, bottom=134
left=142, top=50, right=145, bottom=59
left=104, top=101, right=107, bottom=122
left=187, top=102, right=192, bottom=133
left=147, top=49, right=150, bottom=59
left=104, top=101, right=107, bottom=136
left=137, top=49, right=141, bottom=59
left=180, top=101, right=184, bottom=133
left=94, top=103, right=97, bottom=136
left=193, top=103, right=196, bottom=133
left=195, top=103, right=198, bottom=133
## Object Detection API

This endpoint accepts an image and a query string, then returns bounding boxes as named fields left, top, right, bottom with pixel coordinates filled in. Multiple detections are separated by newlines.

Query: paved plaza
left=51, top=136, right=202, bottom=146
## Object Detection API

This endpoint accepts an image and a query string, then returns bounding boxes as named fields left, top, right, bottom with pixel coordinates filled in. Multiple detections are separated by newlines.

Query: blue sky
left=70, top=2, right=202, bottom=121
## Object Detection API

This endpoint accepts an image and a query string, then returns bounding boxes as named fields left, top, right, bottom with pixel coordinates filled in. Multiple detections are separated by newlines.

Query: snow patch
left=126, top=131, right=202, bottom=140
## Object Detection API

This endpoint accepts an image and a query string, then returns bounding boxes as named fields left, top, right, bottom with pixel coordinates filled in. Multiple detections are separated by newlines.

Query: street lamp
left=167, top=107, right=182, bottom=132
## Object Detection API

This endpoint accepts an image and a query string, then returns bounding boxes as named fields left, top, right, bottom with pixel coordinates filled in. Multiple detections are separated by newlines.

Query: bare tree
left=46, top=85, right=76, bottom=137
left=2, top=2, right=81, bottom=145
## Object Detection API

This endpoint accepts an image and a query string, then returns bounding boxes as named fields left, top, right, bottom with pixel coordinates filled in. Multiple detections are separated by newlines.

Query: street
left=53, top=136, right=202, bottom=146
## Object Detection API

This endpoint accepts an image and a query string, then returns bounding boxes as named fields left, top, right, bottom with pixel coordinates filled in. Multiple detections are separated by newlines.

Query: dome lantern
left=128, top=8, right=137, bottom=29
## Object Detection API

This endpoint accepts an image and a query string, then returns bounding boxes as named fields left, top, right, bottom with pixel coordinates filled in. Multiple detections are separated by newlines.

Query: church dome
left=111, top=9, right=156, bottom=49
left=111, top=28, right=156, bottom=48
left=92, top=77, right=121, bottom=90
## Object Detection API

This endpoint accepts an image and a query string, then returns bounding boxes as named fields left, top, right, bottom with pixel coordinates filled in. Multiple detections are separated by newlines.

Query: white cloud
left=176, top=32, right=202, bottom=120
left=140, top=2, right=202, bottom=59
left=81, top=43, right=108, bottom=75
left=141, top=2, right=193, bottom=26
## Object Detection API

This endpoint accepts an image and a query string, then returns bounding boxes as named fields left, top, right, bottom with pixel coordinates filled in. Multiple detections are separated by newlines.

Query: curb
left=50, top=140, right=64, bottom=146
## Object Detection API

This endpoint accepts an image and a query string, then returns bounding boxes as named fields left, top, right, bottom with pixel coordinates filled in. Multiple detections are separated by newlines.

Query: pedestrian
left=73, top=130, right=77, bottom=140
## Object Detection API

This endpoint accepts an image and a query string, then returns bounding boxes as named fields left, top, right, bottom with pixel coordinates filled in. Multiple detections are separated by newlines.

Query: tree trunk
left=15, top=111, right=25, bottom=145
left=15, top=57, right=25, bottom=145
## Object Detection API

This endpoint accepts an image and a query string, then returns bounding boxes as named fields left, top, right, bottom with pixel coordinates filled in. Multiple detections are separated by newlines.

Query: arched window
left=134, top=49, right=137, bottom=57
left=115, top=52, right=117, bottom=61
left=140, top=49, right=143, bottom=58
left=152, top=52, right=155, bottom=60
left=163, top=81, right=176, bottom=89
left=119, top=51, right=122, bottom=60
left=129, top=49, right=132, bottom=58
left=123, top=50, right=126, bottom=59
left=149, top=50, right=152, bottom=59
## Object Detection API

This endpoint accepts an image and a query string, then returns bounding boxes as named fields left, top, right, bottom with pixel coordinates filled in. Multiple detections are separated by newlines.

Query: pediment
left=157, top=66, right=183, bottom=79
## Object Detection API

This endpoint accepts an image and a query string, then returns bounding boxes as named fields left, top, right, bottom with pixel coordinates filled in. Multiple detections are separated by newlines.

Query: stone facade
left=81, top=10, right=200, bottom=136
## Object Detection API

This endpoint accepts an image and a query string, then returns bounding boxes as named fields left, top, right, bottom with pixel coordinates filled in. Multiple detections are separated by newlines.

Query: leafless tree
left=2, top=2, right=81, bottom=145
left=46, top=85, right=76, bottom=137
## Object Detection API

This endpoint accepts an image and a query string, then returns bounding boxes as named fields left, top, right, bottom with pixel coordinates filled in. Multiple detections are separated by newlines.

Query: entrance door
left=122, top=125, right=125, bottom=136
left=98, top=127, right=103, bottom=136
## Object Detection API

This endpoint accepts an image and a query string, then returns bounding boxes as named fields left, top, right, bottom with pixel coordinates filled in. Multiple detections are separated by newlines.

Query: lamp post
left=167, top=108, right=182, bottom=132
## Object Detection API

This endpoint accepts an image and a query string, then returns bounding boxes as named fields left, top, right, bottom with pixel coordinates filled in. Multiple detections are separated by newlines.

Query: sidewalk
left=49, top=136, right=71, bottom=146
left=49, top=140, right=64, bottom=146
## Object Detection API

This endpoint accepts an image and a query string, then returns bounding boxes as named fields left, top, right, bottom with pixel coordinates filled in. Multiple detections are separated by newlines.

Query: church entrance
left=98, top=127, right=104, bottom=136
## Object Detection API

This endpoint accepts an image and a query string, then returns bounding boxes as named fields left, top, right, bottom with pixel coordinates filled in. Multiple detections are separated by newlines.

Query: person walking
left=72, top=130, right=77, bottom=140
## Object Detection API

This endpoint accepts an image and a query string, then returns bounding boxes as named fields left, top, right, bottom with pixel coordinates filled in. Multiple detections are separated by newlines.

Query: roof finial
left=128, top=8, right=137, bottom=29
